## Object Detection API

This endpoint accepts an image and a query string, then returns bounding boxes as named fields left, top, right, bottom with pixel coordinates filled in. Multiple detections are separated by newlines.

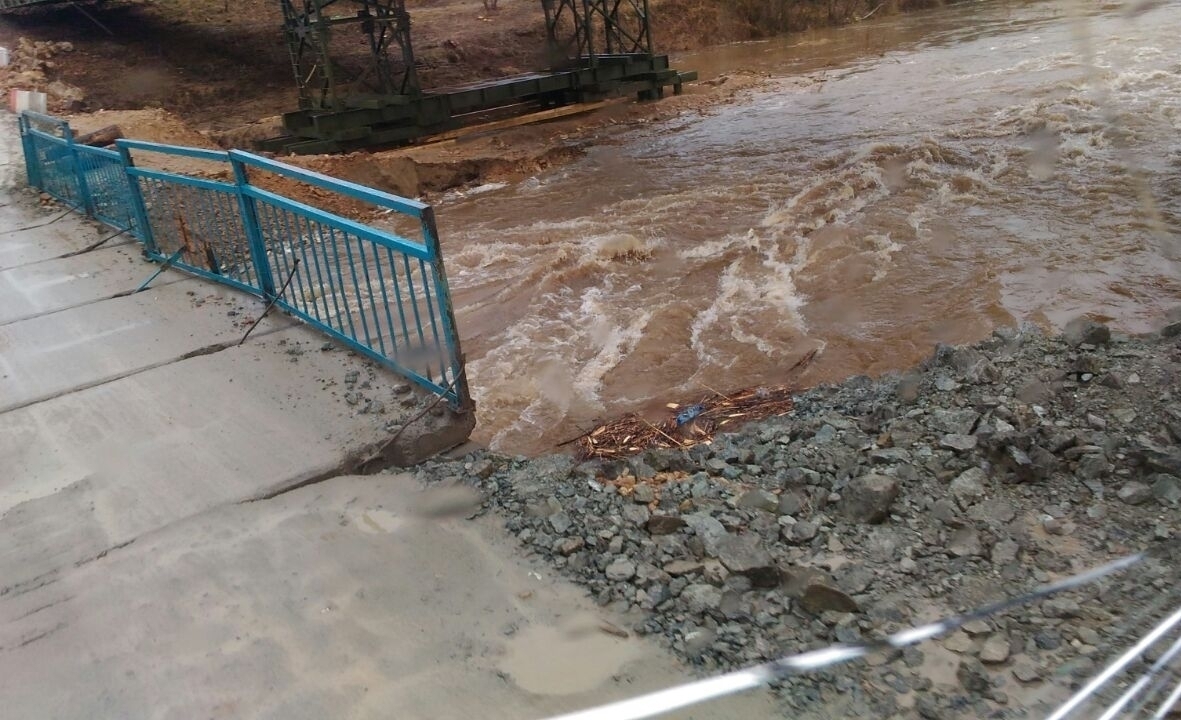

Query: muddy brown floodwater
left=430, top=0, right=1181, bottom=455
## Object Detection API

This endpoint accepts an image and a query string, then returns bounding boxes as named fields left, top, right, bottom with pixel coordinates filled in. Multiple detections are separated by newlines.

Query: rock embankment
left=413, top=313, right=1181, bottom=718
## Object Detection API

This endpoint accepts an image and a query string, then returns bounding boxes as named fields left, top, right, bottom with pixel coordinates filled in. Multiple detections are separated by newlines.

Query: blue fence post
left=229, top=155, right=277, bottom=299
left=420, top=206, right=472, bottom=411
left=115, top=141, right=158, bottom=254
left=17, top=113, right=41, bottom=189
left=64, top=123, right=95, bottom=218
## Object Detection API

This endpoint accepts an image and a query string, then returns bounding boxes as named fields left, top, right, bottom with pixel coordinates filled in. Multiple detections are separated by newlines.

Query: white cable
left=1047, top=605, right=1181, bottom=720
left=1152, top=677, right=1181, bottom=720
left=1096, top=633, right=1181, bottom=720
left=538, top=554, right=1143, bottom=720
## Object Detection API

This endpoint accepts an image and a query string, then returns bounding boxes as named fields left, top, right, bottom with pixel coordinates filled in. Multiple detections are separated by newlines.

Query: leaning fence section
left=16, top=112, right=471, bottom=410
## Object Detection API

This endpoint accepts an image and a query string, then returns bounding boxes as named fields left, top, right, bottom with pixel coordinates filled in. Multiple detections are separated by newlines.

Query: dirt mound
left=67, top=108, right=219, bottom=150
left=0, top=37, right=81, bottom=111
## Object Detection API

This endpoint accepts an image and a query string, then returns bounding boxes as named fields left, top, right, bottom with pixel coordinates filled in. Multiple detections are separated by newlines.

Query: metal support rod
left=279, top=0, right=419, bottom=111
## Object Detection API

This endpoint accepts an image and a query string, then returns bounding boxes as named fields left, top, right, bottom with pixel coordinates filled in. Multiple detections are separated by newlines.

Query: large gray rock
left=927, top=408, right=981, bottom=436
left=680, top=584, right=723, bottom=614
left=714, top=535, right=779, bottom=588
left=948, top=527, right=984, bottom=558
left=1117, top=481, right=1153, bottom=506
left=941, top=434, right=978, bottom=452
left=840, top=473, right=900, bottom=524
left=1138, top=443, right=1181, bottom=476
left=622, top=503, right=651, bottom=526
left=632, top=484, right=656, bottom=503
left=777, top=490, right=806, bottom=517
left=548, top=511, right=572, bottom=534
left=683, top=513, right=728, bottom=555
left=736, top=489, right=778, bottom=513
left=1151, top=474, right=1181, bottom=504
left=800, top=582, right=860, bottom=614
left=1062, top=316, right=1111, bottom=347
left=980, top=635, right=1011, bottom=664
left=949, top=468, right=987, bottom=509
left=664, top=559, right=704, bottom=576
left=1042, top=598, right=1082, bottom=619
left=647, top=514, right=687, bottom=535
left=1076, top=453, right=1111, bottom=481
left=957, top=658, right=991, bottom=693
left=605, top=558, right=637, bottom=582
left=991, top=538, right=1020, bottom=565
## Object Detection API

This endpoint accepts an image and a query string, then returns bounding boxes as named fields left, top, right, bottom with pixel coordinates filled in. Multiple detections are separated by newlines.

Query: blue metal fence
left=17, top=111, right=472, bottom=410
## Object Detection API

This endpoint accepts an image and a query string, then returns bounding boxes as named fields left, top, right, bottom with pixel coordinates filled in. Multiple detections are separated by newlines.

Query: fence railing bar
left=323, top=224, right=360, bottom=341
left=421, top=205, right=470, bottom=401
left=116, top=142, right=157, bottom=250
left=117, top=138, right=232, bottom=163
left=307, top=213, right=346, bottom=334
left=351, top=234, right=389, bottom=357
left=276, top=299, right=452, bottom=396
left=385, top=246, right=415, bottom=363
left=265, top=204, right=296, bottom=306
left=371, top=248, right=402, bottom=360
left=400, top=253, right=432, bottom=379
left=126, top=167, right=236, bottom=194
left=241, top=184, right=431, bottom=260
left=220, top=192, right=253, bottom=287
left=282, top=206, right=321, bottom=322
left=269, top=210, right=304, bottom=316
left=21, top=109, right=71, bottom=131
left=228, top=148, right=431, bottom=219
left=338, top=230, right=375, bottom=350
left=229, top=154, right=276, bottom=297
left=288, top=205, right=332, bottom=325
left=191, top=185, right=222, bottom=275
left=417, top=257, right=449, bottom=387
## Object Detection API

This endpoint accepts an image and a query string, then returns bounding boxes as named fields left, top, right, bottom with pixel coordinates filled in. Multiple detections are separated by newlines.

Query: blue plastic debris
left=675, top=404, right=704, bottom=426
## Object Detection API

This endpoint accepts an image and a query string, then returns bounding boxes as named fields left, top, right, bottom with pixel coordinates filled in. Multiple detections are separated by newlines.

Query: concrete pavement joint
left=0, top=568, right=59, bottom=600
left=74, top=538, right=136, bottom=568
left=56, top=227, right=130, bottom=258
left=0, top=275, right=190, bottom=328
left=13, top=595, right=75, bottom=622
left=0, top=237, right=139, bottom=272
left=237, top=465, right=351, bottom=505
left=9, top=622, right=66, bottom=652
left=0, top=327, right=286, bottom=415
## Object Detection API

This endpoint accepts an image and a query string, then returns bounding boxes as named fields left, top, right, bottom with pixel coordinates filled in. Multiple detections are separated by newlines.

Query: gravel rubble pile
left=411, top=314, right=1181, bottom=718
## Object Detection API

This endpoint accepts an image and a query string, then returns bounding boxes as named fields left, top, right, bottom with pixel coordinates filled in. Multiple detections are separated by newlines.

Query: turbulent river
left=432, top=0, right=1181, bottom=455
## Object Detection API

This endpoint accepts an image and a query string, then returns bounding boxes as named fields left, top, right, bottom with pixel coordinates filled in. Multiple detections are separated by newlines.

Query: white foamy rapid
left=432, top=0, right=1181, bottom=454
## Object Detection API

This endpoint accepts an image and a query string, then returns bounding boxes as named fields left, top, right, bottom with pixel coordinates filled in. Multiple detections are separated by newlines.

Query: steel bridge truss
left=267, top=0, right=693, bottom=153
left=280, top=0, right=419, bottom=110
left=543, top=0, right=654, bottom=67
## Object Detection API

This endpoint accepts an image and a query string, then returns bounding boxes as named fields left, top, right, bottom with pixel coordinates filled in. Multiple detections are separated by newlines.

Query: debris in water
left=576, top=351, right=816, bottom=460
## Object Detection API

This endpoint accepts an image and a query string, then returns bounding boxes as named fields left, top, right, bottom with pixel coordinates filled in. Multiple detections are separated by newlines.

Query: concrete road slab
left=0, top=200, right=116, bottom=268
left=0, top=474, right=776, bottom=720
left=0, top=280, right=286, bottom=413
left=0, top=240, right=182, bottom=325
left=0, top=326, right=471, bottom=591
